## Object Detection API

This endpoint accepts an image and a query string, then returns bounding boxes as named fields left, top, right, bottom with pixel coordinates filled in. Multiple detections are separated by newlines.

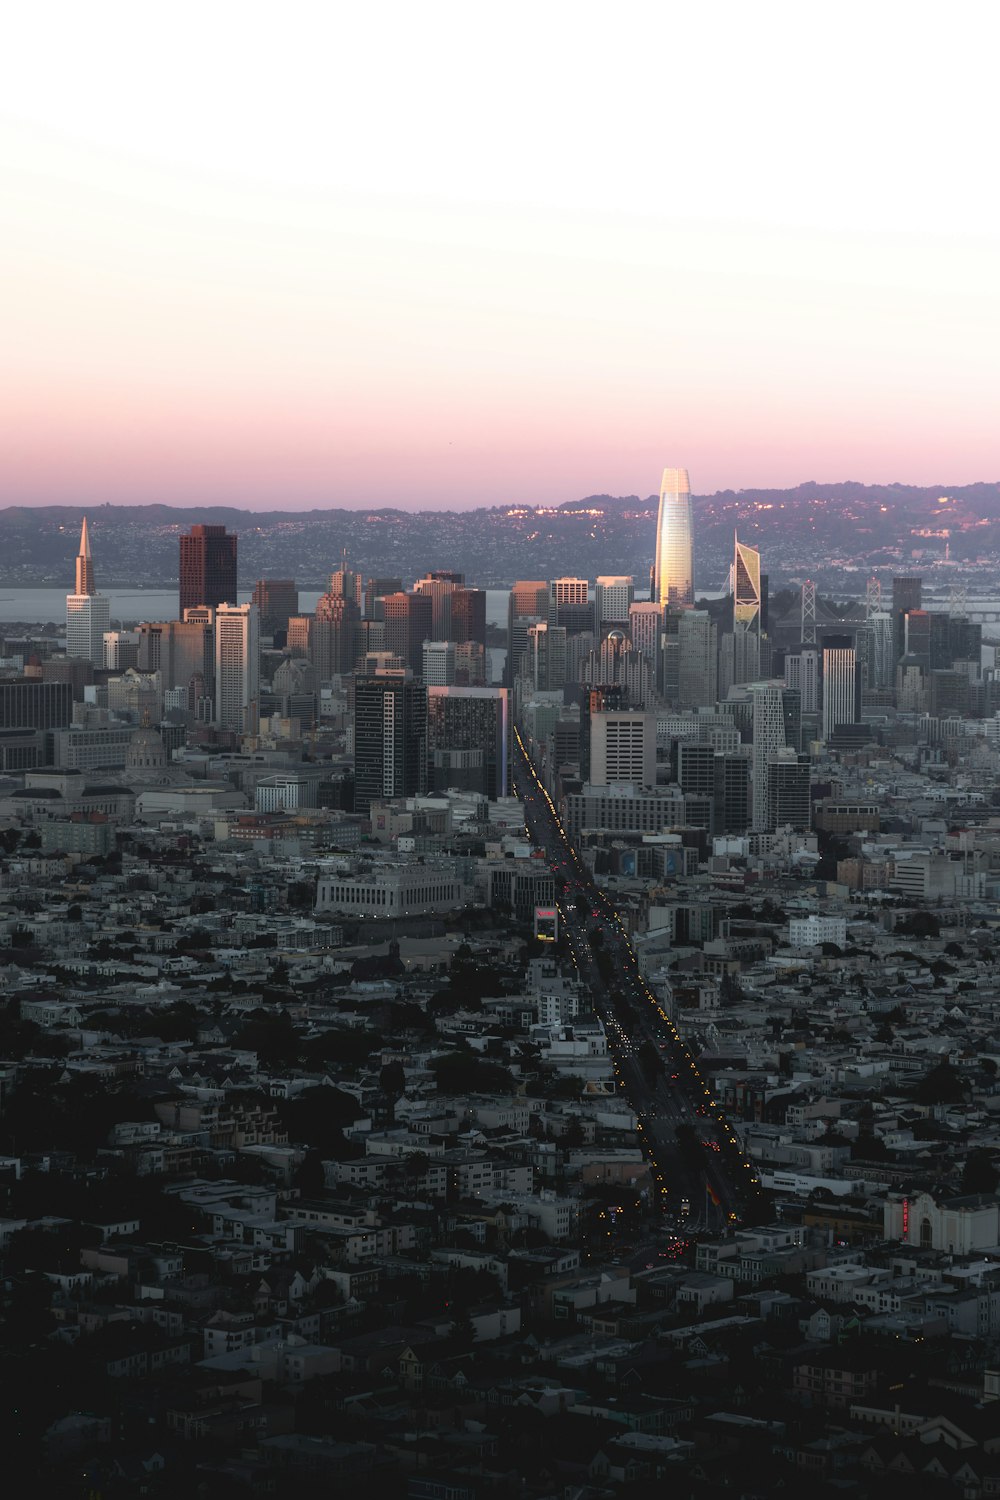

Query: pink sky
left=2, top=4, right=998, bottom=510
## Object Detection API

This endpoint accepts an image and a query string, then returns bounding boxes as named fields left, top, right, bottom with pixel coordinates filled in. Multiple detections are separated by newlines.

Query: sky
left=2, top=1, right=998, bottom=511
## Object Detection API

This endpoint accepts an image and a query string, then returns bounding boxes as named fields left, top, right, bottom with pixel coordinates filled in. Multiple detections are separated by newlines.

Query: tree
left=961, top=1149, right=999, bottom=1195
left=915, top=1060, right=966, bottom=1106
left=379, top=1060, right=406, bottom=1098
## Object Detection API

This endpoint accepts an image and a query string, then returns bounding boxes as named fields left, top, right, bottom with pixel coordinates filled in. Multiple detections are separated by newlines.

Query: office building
left=382, top=592, right=434, bottom=677
left=137, top=613, right=215, bottom=696
left=252, top=579, right=298, bottom=636
left=589, top=710, right=656, bottom=787
left=892, top=576, right=922, bottom=662
left=313, top=592, right=360, bottom=679
left=856, top=610, right=894, bottom=693
left=103, top=631, right=140, bottom=671
left=214, top=604, right=260, bottom=734
left=422, top=640, right=456, bottom=686
left=65, top=518, right=111, bottom=666
left=822, top=639, right=861, bottom=741
left=732, top=535, right=762, bottom=685
left=364, top=576, right=404, bottom=617
left=751, top=682, right=787, bottom=832
left=353, top=673, right=427, bottom=814
left=628, top=602, right=664, bottom=669
left=784, top=646, right=821, bottom=713
left=450, top=588, right=487, bottom=646
left=653, top=466, right=694, bottom=609
left=427, top=685, right=509, bottom=798
left=0, top=679, right=74, bottom=732
left=179, top=525, right=237, bottom=613
left=549, top=577, right=594, bottom=636
left=526, top=623, right=567, bottom=691
left=677, top=610, right=718, bottom=709
left=595, top=576, right=634, bottom=627
left=506, top=582, right=550, bottom=686
left=768, top=753, right=812, bottom=829
left=715, top=751, right=751, bottom=834
left=329, top=555, right=364, bottom=609
left=415, top=571, right=464, bottom=638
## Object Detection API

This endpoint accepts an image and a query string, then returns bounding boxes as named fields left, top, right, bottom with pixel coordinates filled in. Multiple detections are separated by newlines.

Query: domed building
left=126, top=720, right=167, bottom=774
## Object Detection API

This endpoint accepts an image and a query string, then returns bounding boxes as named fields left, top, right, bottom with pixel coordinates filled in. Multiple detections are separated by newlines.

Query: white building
left=422, top=640, right=456, bottom=686
left=65, top=517, right=111, bottom=666
left=595, top=576, right=634, bottom=626
left=589, top=712, right=656, bottom=788
left=884, top=1190, right=1000, bottom=1254
left=215, top=604, right=260, bottom=734
left=788, top=914, right=847, bottom=948
left=315, top=864, right=466, bottom=918
left=751, top=683, right=786, bottom=833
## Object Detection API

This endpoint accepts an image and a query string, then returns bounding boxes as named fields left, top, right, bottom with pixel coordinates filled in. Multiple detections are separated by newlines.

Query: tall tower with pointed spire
left=66, top=517, right=110, bottom=665
left=75, top=516, right=95, bottom=596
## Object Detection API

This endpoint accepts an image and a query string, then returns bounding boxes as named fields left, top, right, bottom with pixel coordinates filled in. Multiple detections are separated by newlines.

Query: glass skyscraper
left=653, top=467, right=694, bottom=609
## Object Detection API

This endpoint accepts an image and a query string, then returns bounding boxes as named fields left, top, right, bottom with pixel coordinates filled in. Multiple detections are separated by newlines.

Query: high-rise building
left=329, top=554, right=363, bottom=609
left=595, top=576, right=634, bottom=627
left=903, top=609, right=931, bottom=669
left=353, top=673, right=427, bottom=814
left=364, top=577, right=404, bottom=618
left=137, top=613, right=215, bottom=695
left=252, top=579, right=298, bottom=636
left=0, top=680, right=74, bottom=731
left=714, top=750, right=751, bottom=834
left=450, top=588, right=487, bottom=647
left=589, top=710, right=656, bottom=787
left=891, top=576, right=922, bottom=662
left=65, top=518, right=111, bottom=665
left=382, top=592, right=434, bottom=677
left=768, top=752, right=812, bottom=829
left=506, top=582, right=550, bottom=686
left=103, top=630, right=140, bottom=671
left=751, top=682, right=787, bottom=832
left=427, top=686, right=509, bottom=798
left=856, top=611, right=894, bottom=692
left=214, top=603, right=260, bottom=734
left=677, top=610, right=718, bottom=709
left=549, top=578, right=594, bottom=636
left=526, top=623, right=567, bottom=691
left=822, top=638, right=861, bottom=741
left=653, top=467, right=694, bottom=609
left=179, top=525, right=237, bottom=613
left=732, top=535, right=762, bottom=686
left=313, top=592, right=360, bottom=679
left=415, top=571, right=465, bottom=638
left=422, top=640, right=456, bottom=685
left=628, top=602, right=664, bottom=669
left=784, top=645, right=821, bottom=713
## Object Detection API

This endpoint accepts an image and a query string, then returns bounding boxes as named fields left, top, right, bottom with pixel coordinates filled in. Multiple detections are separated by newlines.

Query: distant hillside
left=1, top=481, right=998, bottom=591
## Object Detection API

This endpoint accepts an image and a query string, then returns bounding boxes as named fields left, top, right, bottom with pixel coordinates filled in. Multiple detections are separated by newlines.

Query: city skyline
left=3, top=9, right=998, bottom=511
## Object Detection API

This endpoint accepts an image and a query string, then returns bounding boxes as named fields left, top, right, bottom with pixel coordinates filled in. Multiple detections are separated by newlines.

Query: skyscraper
left=252, top=579, right=298, bottom=636
left=653, top=467, right=694, bottom=609
left=415, top=571, right=465, bottom=638
left=450, top=588, right=487, bottom=647
left=312, top=592, right=360, bottom=679
left=549, top=577, right=594, bottom=636
left=595, top=576, right=634, bottom=627
left=179, top=525, right=237, bottom=613
left=751, top=682, right=787, bottom=832
left=732, top=534, right=762, bottom=685
left=66, top=518, right=110, bottom=665
left=677, top=610, right=718, bottom=709
left=822, top=639, right=861, bottom=741
left=506, top=581, right=550, bottom=686
left=891, top=576, right=922, bottom=663
left=590, top=710, right=656, bottom=787
left=353, top=673, right=427, bottom=814
left=214, top=603, right=260, bottom=734
left=382, top=592, right=434, bottom=677
left=427, top=686, right=509, bottom=798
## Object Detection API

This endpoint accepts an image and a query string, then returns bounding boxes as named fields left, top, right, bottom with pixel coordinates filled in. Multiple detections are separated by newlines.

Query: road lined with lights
left=514, top=728, right=765, bottom=1232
